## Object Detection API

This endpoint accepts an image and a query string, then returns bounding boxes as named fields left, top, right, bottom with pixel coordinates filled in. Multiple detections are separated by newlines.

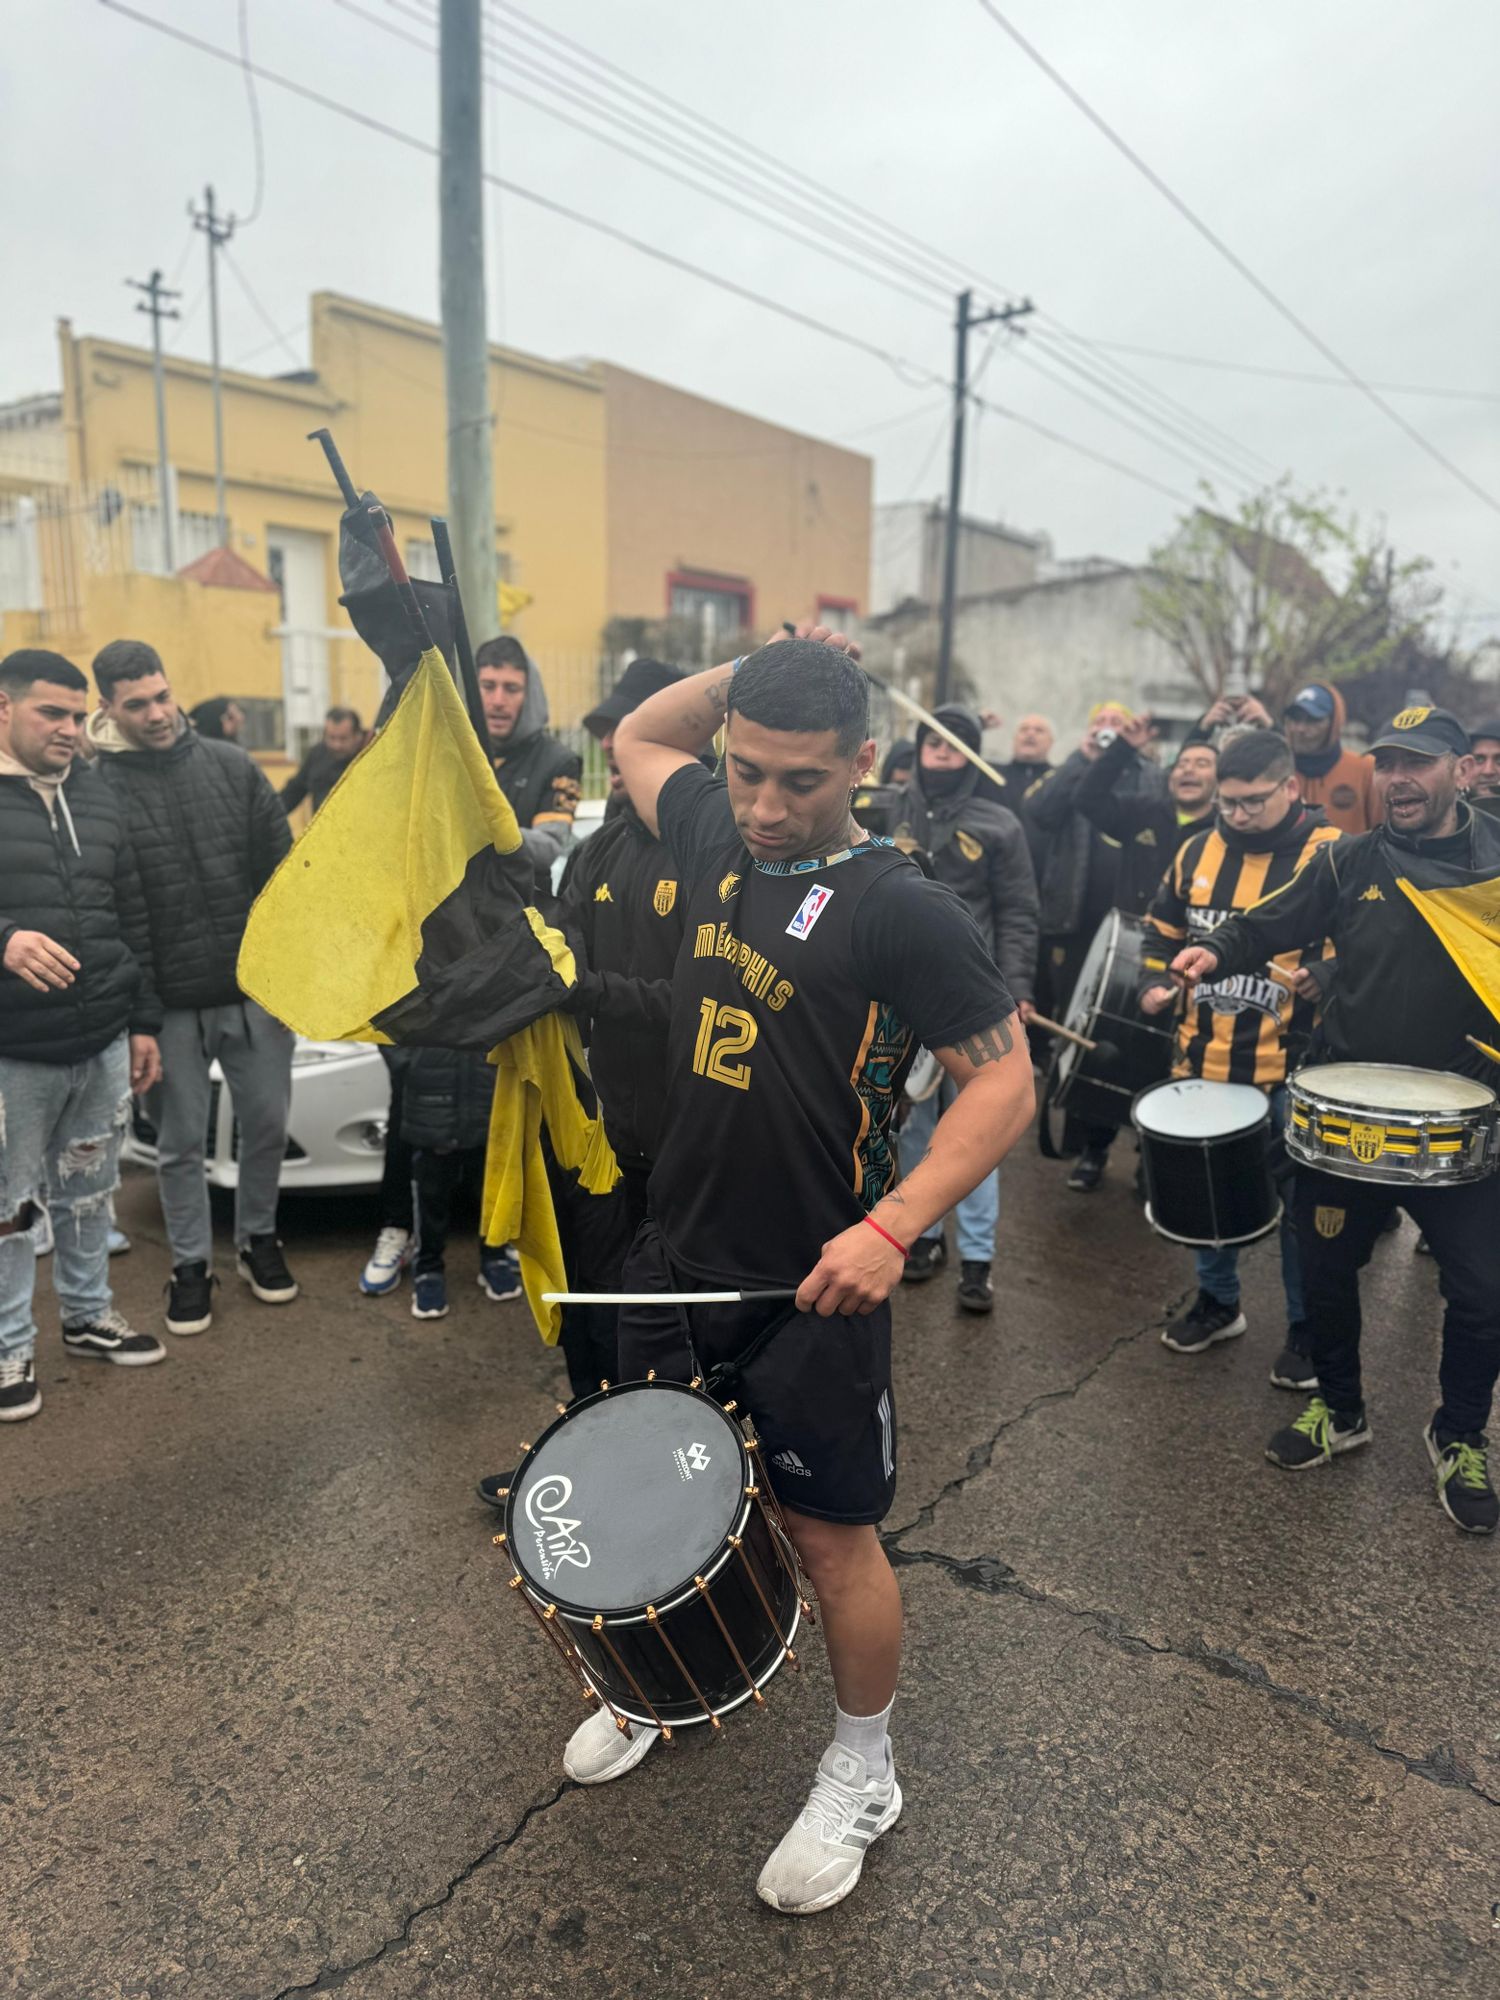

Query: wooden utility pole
left=936, top=291, right=1034, bottom=705
left=126, top=269, right=180, bottom=574
left=439, top=0, right=498, bottom=641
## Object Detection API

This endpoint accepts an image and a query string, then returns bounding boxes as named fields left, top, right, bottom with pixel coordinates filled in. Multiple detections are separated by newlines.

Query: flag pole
left=430, top=515, right=490, bottom=752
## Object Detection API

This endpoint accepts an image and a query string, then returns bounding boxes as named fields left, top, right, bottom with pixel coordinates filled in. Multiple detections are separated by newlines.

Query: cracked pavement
left=5, top=1155, right=1498, bottom=1998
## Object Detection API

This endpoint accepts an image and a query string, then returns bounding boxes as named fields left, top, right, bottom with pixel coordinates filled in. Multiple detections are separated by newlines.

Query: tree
left=1136, top=480, right=1442, bottom=714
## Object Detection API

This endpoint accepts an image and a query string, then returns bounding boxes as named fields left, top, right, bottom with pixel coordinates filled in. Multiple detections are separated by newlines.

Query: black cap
left=1470, top=717, right=1500, bottom=749
left=1368, top=705, right=1473, bottom=759
left=583, top=657, right=684, bottom=737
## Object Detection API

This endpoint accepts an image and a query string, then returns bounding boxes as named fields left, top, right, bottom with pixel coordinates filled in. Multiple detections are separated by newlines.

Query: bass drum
left=1045, top=910, right=1177, bottom=1137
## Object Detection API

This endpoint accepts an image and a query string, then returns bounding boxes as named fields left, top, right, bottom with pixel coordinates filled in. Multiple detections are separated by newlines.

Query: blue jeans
left=903, top=1076, right=1000, bottom=1264
left=1192, top=1084, right=1304, bottom=1327
left=0, top=1036, right=130, bottom=1361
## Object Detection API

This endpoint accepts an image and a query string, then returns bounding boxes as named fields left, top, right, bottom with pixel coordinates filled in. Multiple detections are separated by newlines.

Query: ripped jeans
left=0, top=1035, right=130, bottom=1361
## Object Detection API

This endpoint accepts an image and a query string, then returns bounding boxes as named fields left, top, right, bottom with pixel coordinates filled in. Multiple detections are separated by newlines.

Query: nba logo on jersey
left=785, top=885, right=834, bottom=940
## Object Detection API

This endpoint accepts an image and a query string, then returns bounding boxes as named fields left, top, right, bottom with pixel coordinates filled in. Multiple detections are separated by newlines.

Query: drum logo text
left=523, top=1474, right=591, bottom=1579
left=1349, top=1122, right=1386, bottom=1164
left=673, top=1441, right=712, bottom=1481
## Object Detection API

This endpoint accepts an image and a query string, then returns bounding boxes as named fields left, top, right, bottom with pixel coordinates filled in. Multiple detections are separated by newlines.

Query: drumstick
left=1466, top=1033, right=1500, bottom=1064
left=1026, top=1011, right=1098, bottom=1052
left=864, top=674, right=1014, bottom=795
left=543, top=1289, right=798, bottom=1309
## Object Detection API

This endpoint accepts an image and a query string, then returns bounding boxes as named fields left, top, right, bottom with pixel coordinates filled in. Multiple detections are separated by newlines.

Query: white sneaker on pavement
left=756, top=1743, right=902, bottom=1915
left=360, top=1226, right=412, bottom=1296
left=562, top=1701, right=660, bottom=1785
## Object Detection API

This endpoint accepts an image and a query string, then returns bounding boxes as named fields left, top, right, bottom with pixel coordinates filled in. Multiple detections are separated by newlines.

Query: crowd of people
left=2, top=620, right=1498, bottom=1916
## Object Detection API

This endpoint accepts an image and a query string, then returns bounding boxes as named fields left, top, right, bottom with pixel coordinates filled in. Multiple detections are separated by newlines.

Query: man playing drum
left=1173, top=708, right=1500, bottom=1534
left=1139, top=729, right=1340, bottom=1380
left=568, top=629, right=1034, bottom=1913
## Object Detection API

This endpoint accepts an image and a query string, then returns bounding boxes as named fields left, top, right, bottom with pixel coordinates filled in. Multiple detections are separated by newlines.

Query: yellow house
left=0, top=291, right=870, bottom=778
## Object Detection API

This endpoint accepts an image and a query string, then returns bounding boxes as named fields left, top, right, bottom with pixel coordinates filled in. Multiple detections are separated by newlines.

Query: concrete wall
left=864, top=568, right=1204, bottom=748
left=595, top=362, right=871, bottom=633
left=871, top=502, right=1041, bottom=617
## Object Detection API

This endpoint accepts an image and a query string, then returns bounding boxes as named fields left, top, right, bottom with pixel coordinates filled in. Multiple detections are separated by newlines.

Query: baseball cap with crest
left=1368, top=706, right=1473, bottom=759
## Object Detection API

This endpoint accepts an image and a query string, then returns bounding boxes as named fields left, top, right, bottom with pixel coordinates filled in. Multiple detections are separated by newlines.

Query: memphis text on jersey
left=693, top=920, right=795, bottom=1012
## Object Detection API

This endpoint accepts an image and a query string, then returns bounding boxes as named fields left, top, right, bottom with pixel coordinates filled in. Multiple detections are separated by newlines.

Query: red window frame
left=665, top=569, right=756, bottom=630
left=816, top=593, right=860, bottom=623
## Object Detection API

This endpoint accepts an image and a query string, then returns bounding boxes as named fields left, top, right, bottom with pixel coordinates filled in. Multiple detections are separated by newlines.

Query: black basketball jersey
left=650, top=764, right=1015, bottom=1289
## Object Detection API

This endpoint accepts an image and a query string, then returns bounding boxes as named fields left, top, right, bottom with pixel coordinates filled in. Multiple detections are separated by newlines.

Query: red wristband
left=863, top=1215, right=909, bottom=1258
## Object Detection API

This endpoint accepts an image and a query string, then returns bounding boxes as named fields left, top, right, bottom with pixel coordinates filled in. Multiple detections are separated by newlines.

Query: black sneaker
left=901, top=1237, right=946, bottom=1284
left=1161, top=1291, right=1247, bottom=1353
left=0, top=1355, right=41, bottom=1422
left=165, top=1260, right=217, bottom=1336
left=956, top=1261, right=994, bottom=1314
left=1266, top=1396, right=1371, bottom=1469
left=237, top=1235, right=299, bottom=1305
left=61, top=1309, right=165, bottom=1367
left=1424, top=1422, right=1498, bottom=1535
left=1067, top=1147, right=1107, bottom=1193
left=1269, top=1330, right=1318, bottom=1391
left=477, top=1471, right=514, bottom=1510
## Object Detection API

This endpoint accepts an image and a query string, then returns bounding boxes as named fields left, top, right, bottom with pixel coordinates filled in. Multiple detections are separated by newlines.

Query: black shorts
left=615, top=1222, right=897, bottom=1526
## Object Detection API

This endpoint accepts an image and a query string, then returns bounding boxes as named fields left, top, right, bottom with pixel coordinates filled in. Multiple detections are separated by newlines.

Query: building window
left=817, top=595, right=860, bottom=637
left=129, top=503, right=219, bottom=575
left=668, top=570, right=753, bottom=659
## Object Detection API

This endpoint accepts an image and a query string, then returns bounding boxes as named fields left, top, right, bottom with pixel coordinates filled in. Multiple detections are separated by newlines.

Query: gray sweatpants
left=150, top=1002, right=293, bottom=1265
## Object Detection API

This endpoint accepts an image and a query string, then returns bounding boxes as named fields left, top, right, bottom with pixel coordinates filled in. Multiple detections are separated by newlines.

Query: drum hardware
left=500, top=1378, right=805, bottom=1730
left=1286, top=1063, right=1499, bottom=1187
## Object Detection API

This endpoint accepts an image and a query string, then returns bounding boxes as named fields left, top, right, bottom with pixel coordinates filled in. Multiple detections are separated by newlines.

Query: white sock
left=833, top=1698, right=894, bottom=1781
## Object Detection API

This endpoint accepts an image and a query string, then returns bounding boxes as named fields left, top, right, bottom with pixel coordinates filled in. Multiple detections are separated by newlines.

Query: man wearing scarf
left=1174, top=708, right=1500, bottom=1535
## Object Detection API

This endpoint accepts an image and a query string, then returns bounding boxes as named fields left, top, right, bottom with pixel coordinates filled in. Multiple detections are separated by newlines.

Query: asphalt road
left=5, top=1151, right=1498, bottom=1999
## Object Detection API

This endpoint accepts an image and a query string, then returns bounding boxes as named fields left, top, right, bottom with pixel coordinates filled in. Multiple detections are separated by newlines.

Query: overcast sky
left=6, top=0, right=1497, bottom=635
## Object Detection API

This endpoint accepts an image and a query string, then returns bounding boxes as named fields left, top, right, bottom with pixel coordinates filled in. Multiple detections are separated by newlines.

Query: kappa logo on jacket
left=594, top=883, right=613, bottom=903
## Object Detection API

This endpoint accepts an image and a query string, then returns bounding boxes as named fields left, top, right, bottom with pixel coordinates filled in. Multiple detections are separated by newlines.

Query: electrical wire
left=95, top=0, right=1262, bottom=517
left=1063, top=337, right=1500, bottom=406
left=235, top=0, right=267, bottom=226
left=970, top=0, right=1500, bottom=517
left=222, top=248, right=303, bottom=366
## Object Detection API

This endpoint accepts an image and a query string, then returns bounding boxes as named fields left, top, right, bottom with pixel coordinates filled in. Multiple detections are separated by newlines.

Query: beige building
left=0, top=294, right=871, bottom=773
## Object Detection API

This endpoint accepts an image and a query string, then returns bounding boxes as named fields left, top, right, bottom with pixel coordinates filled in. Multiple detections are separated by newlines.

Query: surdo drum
left=1049, top=910, right=1177, bottom=1129
left=1132, top=1078, right=1280, bottom=1248
left=1286, top=1063, right=1500, bottom=1187
left=497, top=1378, right=810, bottom=1735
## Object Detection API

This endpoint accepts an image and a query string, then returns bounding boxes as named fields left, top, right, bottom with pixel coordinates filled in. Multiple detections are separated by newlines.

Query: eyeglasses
left=1214, top=781, right=1286, bottom=820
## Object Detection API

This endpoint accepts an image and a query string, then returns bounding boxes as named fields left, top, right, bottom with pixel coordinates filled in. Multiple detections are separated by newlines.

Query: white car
left=127, top=803, right=612, bottom=1193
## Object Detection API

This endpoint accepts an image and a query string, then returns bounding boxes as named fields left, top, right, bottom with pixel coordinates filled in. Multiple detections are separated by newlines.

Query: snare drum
left=1286, top=1063, right=1500, bottom=1186
left=499, top=1379, right=806, bottom=1734
left=1133, top=1078, right=1280, bottom=1247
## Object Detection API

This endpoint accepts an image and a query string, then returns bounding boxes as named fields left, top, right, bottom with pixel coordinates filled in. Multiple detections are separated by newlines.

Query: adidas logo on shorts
left=771, top=1448, right=813, bottom=1477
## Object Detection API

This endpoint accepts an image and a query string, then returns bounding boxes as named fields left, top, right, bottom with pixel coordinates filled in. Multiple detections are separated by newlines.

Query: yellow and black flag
left=1393, top=809, right=1500, bottom=1062
left=238, top=648, right=616, bottom=1339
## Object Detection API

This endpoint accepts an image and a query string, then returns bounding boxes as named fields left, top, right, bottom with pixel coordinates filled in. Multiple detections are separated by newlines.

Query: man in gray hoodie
left=475, top=636, right=581, bottom=902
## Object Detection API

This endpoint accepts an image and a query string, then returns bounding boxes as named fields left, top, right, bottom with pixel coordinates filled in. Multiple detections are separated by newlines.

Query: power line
left=222, top=247, right=303, bottom=366
left=1067, top=336, right=1500, bottom=406
left=970, top=0, right=1500, bottom=518
left=94, top=1, right=1242, bottom=521
left=235, top=0, right=267, bottom=226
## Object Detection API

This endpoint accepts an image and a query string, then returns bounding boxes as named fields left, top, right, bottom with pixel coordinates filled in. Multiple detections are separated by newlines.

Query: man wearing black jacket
left=0, top=650, right=165, bottom=1421
left=1175, top=708, right=1500, bottom=1534
left=1072, top=713, right=1218, bottom=911
left=894, top=705, right=1039, bottom=1311
left=91, top=640, right=297, bottom=1337
left=279, top=706, right=367, bottom=816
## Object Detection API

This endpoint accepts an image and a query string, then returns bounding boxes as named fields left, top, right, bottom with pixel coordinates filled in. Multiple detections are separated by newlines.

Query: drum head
left=1134, top=1077, right=1269, bottom=1140
left=508, top=1383, right=746, bottom=1617
left=1056, top=911, right=1118, bottom=1090
left=1296, top=1063, right=1496, bottom=1114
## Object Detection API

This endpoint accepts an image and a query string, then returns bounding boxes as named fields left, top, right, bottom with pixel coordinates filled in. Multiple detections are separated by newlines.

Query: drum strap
left=702, top=1304, right=801, bottom=1403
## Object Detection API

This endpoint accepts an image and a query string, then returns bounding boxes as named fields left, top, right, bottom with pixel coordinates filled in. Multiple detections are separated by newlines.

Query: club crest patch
left=785, top=885, right=834, bottom=940
left=1315, top=1206, right=1345, bottom=1239
left=1349, top=1122, right=1386, bottom=1165
left=955, top=829, right=983, bottom=863
left=653, top=878, right=677, bottom=916
left=718, top=871, right=740, bottom=902
left=1391, top=706, right=1431, bottom=730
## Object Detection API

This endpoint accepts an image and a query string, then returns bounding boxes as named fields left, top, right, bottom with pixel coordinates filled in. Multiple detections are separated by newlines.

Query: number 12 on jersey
left=692, top=998, right=757, bottom=1091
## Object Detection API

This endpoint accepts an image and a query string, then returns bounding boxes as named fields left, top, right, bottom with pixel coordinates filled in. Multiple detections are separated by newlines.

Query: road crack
left=893, top=1542, right=1500, bottom=1812
left=268, top=1781, right=575, bottom=1997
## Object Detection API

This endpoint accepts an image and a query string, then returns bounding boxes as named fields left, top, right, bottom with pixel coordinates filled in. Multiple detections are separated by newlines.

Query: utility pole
left=439, top=0, right=499, bottom=640
left=126, top=269, right=180, bottom=574
left=190, top=184, right=235, bottom=546
left=935, top=290, right=1034, bottom=706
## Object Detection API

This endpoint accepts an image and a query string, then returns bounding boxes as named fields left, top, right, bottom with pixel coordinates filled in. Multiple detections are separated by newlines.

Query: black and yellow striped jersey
left=1141, top=805, right=1340, bottom=1087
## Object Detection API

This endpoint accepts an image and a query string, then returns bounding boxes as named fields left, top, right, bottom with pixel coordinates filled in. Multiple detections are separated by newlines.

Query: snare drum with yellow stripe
left=1286, top=1063, right=1499, bottom=1187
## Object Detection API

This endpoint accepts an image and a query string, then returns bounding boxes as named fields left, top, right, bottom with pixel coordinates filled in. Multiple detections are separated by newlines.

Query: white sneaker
left=756, top=1743, right=902, bottom=1915
left=32, top=1205, right=53, bottom=1258
left=562, top=1701, right=660, bottom=1785
left=360, top=1226, right=412, bottom=1296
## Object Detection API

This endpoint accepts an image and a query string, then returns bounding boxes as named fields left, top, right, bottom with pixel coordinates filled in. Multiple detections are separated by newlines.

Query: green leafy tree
left=1137, top=480, right=1441, bottom=714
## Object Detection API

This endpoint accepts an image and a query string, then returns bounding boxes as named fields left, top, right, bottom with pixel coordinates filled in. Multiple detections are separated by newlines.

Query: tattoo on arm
left=947, top=1020, right=1015, bottom=1068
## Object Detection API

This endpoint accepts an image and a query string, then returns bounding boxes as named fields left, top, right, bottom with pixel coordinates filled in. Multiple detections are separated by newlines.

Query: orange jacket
left=1292, top=682, right=1376, bottom=834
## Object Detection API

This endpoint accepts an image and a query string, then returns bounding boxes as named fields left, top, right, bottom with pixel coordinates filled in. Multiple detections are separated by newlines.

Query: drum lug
left=491, top=1533, right=507, bottom=1548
